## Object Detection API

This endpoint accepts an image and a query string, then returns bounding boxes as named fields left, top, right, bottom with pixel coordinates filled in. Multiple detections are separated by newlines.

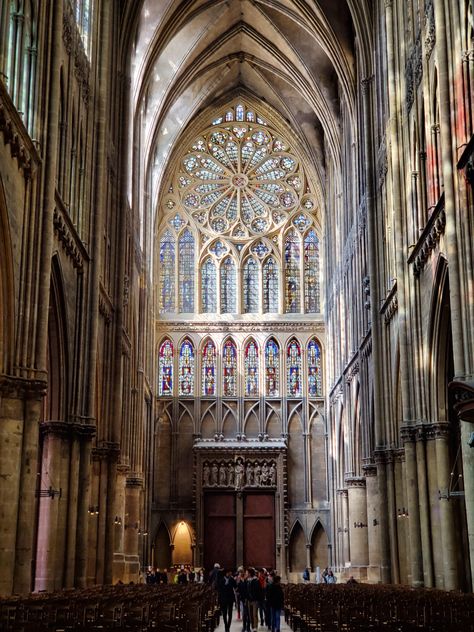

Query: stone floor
left=215, top=609, right=291, bottom=632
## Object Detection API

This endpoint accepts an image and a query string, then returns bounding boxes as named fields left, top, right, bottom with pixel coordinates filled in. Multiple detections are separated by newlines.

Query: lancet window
left=285, top=230, right=301, bottom=313
left=263, top=257, right=279, bottom=313
left=202, top=340, right=216, bottom=396
left=159, top=339, right=173, bottom=396
left=304, top=229, right=320, bottom=313
left=221, top=257, right=237, bottom=313
left=201, top=258, right=217, bottom=313
left=244, top=340, right=259, bottom=396
left=287, top=338, right=302, bottom=397
left=307, top=339, right=322, bottom=397
left=243, top=258, right=259, bottom=313
left=222, top=339, right=237, bottom=396
left=265, top=339, right=280, bottom=396
left=179, top=339, right=194, bottom=396
left=159, top=231, right=175, bottom=313
left=178, top=229, right=195, bottom=313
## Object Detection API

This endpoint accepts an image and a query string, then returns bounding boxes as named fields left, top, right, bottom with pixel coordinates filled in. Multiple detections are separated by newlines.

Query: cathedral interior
left=0, top=0, right=473, bottom=597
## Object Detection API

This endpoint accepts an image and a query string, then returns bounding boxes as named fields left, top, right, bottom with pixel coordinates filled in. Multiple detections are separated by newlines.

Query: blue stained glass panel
left=243, top=258, right=259, bottom=313
left=179, top=339, right=194, bottom=396
left=159, top=339, right=173, bottom=396
left=263, top=257, right=279, bottom=313
left=159, top=230, right=175, bottom=313
left=202, top=340, right=216, bottom=396
left=179, top=229, right=195, bottom=313
left=287, top=338, right=302, bottom=397
left=285, top=230, right=301, bottom=313
left=307, top=339, right=322, bottom=397
left=220, top=257, right=236, bottom=313
left=201, top=258, right=217, bottom=313
left=265, top=339, right=280, bottom=396
left=304, top=229, right=320, bottom=313
left=245, top=340, right=259, bottom=396
left=222, top=339, right=237, bottom=396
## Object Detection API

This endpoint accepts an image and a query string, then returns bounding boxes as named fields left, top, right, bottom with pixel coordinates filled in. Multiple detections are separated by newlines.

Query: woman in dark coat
left=265, top=575, right=284, bottom=632
left=217, top=568, right=237, bottom=632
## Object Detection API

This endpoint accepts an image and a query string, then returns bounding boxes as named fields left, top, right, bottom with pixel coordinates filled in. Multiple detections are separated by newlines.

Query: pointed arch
left=178, top=228, right=195, bottom=313
left=243, top=256, right=259, bottom=313
left=158, top=337, right=174, bottom=396
left=284, top=229, right=301, bottom=313
left=222, top=337, right=237, bottom=396
left=287, top=337, right=302, bottom=397
left=220, top=256, right=236, bottom=313
left=303, top=228, right=320, bottom=313
left=201, top=338, right=216, bottom=396
left=307, top=338, right=322, bottom=397
left=244, top=338, right=259, bottom=397
left=201, top=257, right=217, bottom=313
left=159, top=229, right=175, bottom=313
left=263, top=255, right=279, bottom=313
left=0, top=177, right=14, bottom=375
left=154, top=522, right=172, bottom=570
left=288, top=520, right=306, bottom=572
left=265, top=337, right=280, bottom=397
left=178, top=337, right=194, bottom=396
left=310, top=520, right=329, bottom=571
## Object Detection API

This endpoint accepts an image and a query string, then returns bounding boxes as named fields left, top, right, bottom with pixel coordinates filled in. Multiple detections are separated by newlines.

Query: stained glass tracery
left=307, top=339, right=322, bottom=397
left=304, top=229, right=320, bottom=313
left=221, top=257, right=236, bottom=313
left=179, top=229, right=195, bottom=313
left=263, top=256, right=279, bottom=313
left=159, top=339, right=173, bottom=396
left=202, top=339, right=216, bottom=396
left=245, top=340, right=259, bottom=396
left=159, top=230, right=175, bottom=313
left=285, top=230, right=301, bottom=313
left=265, top=339, right=280, bottom=396
left=223, top=339, right=237, bottom=396
left=243, top=258, right=259, bottom=313
left=287, top=338, right=302, bottom=397
left=179, top=339, right=194, bottom=395
left=201, top=258, right=217, bottom=313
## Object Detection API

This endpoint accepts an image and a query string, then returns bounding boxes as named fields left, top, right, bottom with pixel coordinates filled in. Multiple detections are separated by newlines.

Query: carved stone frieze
left=157, top=320, right=324, bottom=333
left=0, top=374, right=47, bottom=399
left=405, top=32, right=422, bottom=113
left=53, top=207, right=85, bottom=269
left=409, top=195, right=445, bottom=275
left=449, top=380, right=474, bottom=422
left=345, top=476, right=366, bottom=488
left=202, top=457, right=277, bottom=489
left=424, top=0, right=435, bottom=59
left=62, top=0, right=90, bottom=104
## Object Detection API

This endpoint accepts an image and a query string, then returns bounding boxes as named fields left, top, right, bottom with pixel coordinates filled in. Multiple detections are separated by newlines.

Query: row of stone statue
left=202, top=459, right=277, bottom=488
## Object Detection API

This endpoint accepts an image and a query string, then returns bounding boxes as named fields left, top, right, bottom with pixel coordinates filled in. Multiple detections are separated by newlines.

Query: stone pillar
left=113, top=463, right=128, bottom=583
left=346, top=477, right=368, bottom=576
left=13, top=389, right=44, bottom=593
left=336, top=489, right=349, bottom=567
left=123, top=475, right=142, bottom=582
left=75, top=427, right=94, bottom=587
left=0, top=391, right=27, bottom=594
left=364, top=464, right=381, bottom=582
left=401, top=427, right=423, bottom=586
left=305, top=543, right=311, bottom=570
left=386, top=453, right=400, bottom=583
left=434, top=423, right=460, bottom=589
left=415, top=427, right=434, bottom=587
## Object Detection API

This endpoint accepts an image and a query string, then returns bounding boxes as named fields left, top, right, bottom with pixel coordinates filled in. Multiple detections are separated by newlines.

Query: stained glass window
left=263, top=257, right=279, bottom=313
left=159, top=230, right=175, bottom=313
left=304, top=229, right=320, bottom=313
left=201, top=258, right=217, bottom=313
left=243, top=258, right=259, bottom=313
left=265, top=339, right=280, bottom=396
left=307, top=339, right=322, bottom=397
left=285, top=230, right=301, bottom=313
left=244, top=340, right=259, bottom=396
left=221, top=257, right=236, bottom=313
left=287, top=338, right=302, bottom=397
left=159, top=339, right=173, bottom=396
left=179, top=229, right=195, bottom=312
left=202, top=339, right=216, bottom=396
left=179, top=339, right=194, bottom=396
left=222, top=339, right=237, bottom=396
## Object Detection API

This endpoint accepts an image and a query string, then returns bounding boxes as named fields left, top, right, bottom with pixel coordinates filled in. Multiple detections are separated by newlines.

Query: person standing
left=302, top=567, right=310, bottom=583
left=217, top=568, right=237, bottom=632
left=247, top=567, right=263, bottom=632
left=236, top=568, right=250, bottom=632
left=266, top=575, right=284, bottom=632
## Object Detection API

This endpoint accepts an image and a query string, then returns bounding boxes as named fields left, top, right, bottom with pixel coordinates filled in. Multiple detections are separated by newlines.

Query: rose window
left=175, top=124, right=305, bottom=240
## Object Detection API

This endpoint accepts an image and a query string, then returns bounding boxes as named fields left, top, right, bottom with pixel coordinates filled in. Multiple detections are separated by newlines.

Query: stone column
left=401, top=427, right=423, bottom=586
left=434, top=423, right=460, bottom=589
left=386, top=453, right=400, bottom=583
left=337, top=489, right=349, bottom=566
left=13, top=387, right=45, bottom=593
left=415, top=427, right=434, bottom=587
left=123, top=475, right=142, bottom=582
left=346, top=477, right=368, bottom=576
left=75, top=428, right=94, bottom=587
left=112, top=463, right=128, bottom=583
left=364, top=464, right=381, bottom=582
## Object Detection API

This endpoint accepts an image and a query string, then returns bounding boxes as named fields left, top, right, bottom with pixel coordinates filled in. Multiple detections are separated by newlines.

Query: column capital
left=345, top=476, right=366, bottom=488
left=0, top=374, right=47, bottom=399
left=449, top=379, right=474, bottom=422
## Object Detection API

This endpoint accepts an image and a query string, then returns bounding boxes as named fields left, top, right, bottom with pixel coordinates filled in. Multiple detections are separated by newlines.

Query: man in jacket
left=217, top=568, right=237, bottom=632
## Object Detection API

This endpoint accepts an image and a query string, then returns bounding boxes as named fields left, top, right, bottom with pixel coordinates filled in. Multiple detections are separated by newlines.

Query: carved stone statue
left=219, top=463, right=227, bottom=486
left=203, top=463, right=210, bottom=486
left=261, top=462, right=269, bottom=484
left=211, top=463, right=218, bottom=486
left=227, top=463, right=235, bottom=486
left=235, top=459, right=245, bottom=489
left=246, top=462, right=254, bottom=486
left=254, top=464, right=261, bottom=486
left=269, top=462, right=276, bottom=485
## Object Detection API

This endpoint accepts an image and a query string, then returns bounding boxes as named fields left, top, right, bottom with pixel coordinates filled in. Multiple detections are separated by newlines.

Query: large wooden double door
left=204, top=492, right=275, bottom=571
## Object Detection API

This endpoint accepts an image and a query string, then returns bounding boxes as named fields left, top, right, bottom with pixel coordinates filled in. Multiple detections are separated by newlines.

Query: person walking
left=266, top=575, right=284, bottom=632
left=236, top=568, right=251, bottom=632
left=246, top=567, right=263, bottom=632
left=217, top=568, right=237, bottom=632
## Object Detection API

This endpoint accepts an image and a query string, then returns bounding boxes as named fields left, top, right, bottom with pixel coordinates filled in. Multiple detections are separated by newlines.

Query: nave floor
left=215, top=610, right=291, bottom=632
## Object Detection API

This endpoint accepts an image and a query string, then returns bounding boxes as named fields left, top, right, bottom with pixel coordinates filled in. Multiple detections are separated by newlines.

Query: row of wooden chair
left=0, top=583, right=220, bottom=632
left=283, top=583, right=474, bottom=632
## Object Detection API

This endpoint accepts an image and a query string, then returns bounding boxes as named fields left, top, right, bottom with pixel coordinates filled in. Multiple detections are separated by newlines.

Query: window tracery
left=158, top=102, right=321, bottom=316
left=287, top=338, right=302, bottom=397
left=222, top=338, right=237, bottom=396
left=202, top=339, right=216, bottom=396
left=179, top=339, right=194, bottom=396
left=159, top=339, right=173, bottom=396
left=265, top=338, right=280, bottom=396
left=307, top=339, right=322, bottom=397
left=244, top=339, right=259, bottom=396
left=178, top=229, right=195, bottom=313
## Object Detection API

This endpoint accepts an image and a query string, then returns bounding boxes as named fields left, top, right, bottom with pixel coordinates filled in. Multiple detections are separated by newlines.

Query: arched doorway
left=310, top=522, right=328, bottom=572
left=154, top=523, right=172, bottom=570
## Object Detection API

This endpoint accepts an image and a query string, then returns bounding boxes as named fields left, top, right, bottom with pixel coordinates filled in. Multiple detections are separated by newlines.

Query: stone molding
left=0, top=80, right=40, bottom=177
left=92, top=441, right=120, bottom=461
left=336, top=488, right=348, bottom=497
left=156, top=320, right=324, bottom=333
left=345, top=476, right=366, bottom=488
left=126, top=475, right=144, bottom=489
left=449, top=380, right=474, bottom=423
left=424, top=0, right=436, bottom=59
left=0, top=374, right=47, bottom=399
left=381, top=282, right=398, bottom=324
left=62, top=1, right=90, bottom=104
left=363, top=464, right=377, bottom=478
left=408, top=194, right=446, bottom=276
left=53, top=195, right=89, bottom=269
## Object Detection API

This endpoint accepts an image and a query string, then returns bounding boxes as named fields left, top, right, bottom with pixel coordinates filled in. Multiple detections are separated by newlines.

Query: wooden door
left=204, top=493, right=236, bottom=571
left=243, top=493, right=275, bottom=569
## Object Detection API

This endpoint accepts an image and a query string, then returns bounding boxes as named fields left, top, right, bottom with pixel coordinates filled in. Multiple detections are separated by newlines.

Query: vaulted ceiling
left=120, top=0, right=371, bottom=241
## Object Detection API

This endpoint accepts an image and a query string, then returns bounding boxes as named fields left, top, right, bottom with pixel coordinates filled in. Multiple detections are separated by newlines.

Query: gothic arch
left=310, top=520, right=329, bottom=571
left=153, top=522, right=172, bottom=570
left=288, top=519, right=306, bottom=572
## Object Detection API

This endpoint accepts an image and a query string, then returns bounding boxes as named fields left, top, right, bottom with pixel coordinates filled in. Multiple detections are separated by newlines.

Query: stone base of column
left=123, top=554, right=140, bottom=583
left=340, top=564, right=368, bottom=582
